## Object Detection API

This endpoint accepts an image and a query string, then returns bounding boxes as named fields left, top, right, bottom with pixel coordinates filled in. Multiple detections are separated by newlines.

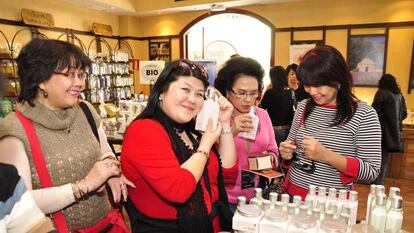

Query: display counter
left=388, top=125, right=414, bottom=180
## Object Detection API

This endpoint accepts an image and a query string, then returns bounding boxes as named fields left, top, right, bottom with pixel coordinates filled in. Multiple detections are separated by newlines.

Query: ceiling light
left=210, top=4, right=226, bottom=12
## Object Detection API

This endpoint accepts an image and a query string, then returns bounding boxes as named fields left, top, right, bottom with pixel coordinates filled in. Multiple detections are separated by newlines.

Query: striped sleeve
left=353, top=105, right=382, bottom=183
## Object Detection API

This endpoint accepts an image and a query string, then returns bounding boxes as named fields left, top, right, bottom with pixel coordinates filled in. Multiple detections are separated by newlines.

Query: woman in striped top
left=279, top=45, right=381, bottom=200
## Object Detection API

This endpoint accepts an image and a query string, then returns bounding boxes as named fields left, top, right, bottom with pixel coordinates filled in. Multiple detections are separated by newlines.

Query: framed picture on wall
left=347, top=34, right=388, bottom=87
left=409, top=40, right=414, bottom=94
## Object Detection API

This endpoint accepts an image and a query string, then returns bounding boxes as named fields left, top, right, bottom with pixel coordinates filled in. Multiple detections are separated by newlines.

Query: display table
left=388, top=125, right=414, bottom=180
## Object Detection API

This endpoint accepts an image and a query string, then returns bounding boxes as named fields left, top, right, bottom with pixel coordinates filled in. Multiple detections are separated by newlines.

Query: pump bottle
left=238, top=106, right=259, bottom=140
left=195, top=86, right=219, bottom=131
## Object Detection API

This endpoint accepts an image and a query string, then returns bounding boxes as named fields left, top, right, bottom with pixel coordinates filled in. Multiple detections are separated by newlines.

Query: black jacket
left=372, top=89, right=407, bottom=152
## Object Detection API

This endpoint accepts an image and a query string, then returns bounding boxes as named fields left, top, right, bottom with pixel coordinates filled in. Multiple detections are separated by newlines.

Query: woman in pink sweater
left=214, top=56, right=279, bottom=212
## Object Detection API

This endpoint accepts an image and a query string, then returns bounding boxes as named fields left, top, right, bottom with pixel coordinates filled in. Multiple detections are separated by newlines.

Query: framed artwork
left=148, top=40, right=171, bottom=62
left=347, top=34, right=387, bottom=87
left=409, top=40, right=414, bottom=94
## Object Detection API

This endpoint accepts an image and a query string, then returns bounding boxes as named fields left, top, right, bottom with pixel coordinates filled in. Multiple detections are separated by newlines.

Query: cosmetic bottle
left=336, top=190, right=348, bottom=219
left=347, top=191, right=359, bottom=226
left=195, top=86, right=219, bottom=131
left=366, top=184, right=376, bottom=224
left=325, top=188, right=337, bottom=213
left=370, top=193, right=387, bottom=233
left=259, top=208, right=289, bottom=233
left=386, top=187, right=400, bottom=210
left=385, top=196, right=403, bottom=233
left=239, top=106, right=259, bottom=140
left=233, top=204, right=263, bottom=233
left=305, top=185, right=317, bottom=209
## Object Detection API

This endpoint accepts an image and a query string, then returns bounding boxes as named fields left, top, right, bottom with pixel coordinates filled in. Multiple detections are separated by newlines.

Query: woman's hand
left=302, top=135, right=326, bottom=162
left=106, top=174, right=136, bottom=203
left=83, top=160, right=121, bottom=192
left=279, top=140, right=296, bottom=160
left=216, top=90, right=233, bottom=125
left=232, top=114, right=254, bottom=135
left=199, top=119, right=222, bottom=151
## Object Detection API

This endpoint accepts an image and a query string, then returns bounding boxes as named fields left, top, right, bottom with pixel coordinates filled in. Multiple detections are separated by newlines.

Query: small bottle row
left=87, top=75, right=133, bottom=89
left=84, top=87, right=132, bottom=103
left=90, top=62, right=130, bottom=76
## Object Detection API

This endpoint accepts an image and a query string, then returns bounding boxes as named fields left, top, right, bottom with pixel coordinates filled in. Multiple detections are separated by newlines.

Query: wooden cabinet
left=388, top=126, right=414, bottom=180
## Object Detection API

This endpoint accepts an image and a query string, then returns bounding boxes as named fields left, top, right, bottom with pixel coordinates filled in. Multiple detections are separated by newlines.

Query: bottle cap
left=376, top=185, right=385, bottom=195
left=349, top=191, right=358, bottom=201
left=369, top=184, right=376, bottom=195
left=262, top=199, right=271, bottom=211
left=389, top=187, right=400, bottom=197
left=254, top=188, right=262, bottom=199
left=205, top=86, right=216, bottom=99
left=376, top=193, right=387, bottom=206
left=269, top=192, right=278, bottom=204
left=318, top=187, right=327, bottom=197
left=237, top=196, right=246, bottom=206
left=338, top=190, right=348, bottom=200
left=281, top=194, right=290, bottom=204
left=390, top=196, right=403, bottom=210
left=293, top=195, right=302, bottom=206
left=250, top=198, right=259, bottom=206
left=309, top=185, right=317, bottom=195
left=328, top=188, right=337, bottom=198
left=249, top=106, right=256, bottom=115
left=288, top=203, right=296, bottom=215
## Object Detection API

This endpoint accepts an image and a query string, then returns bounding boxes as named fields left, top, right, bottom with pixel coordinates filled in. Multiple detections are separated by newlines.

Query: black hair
left=269, top=66, right=288, bottom=90
left=214, top=56, right=264, bottom=96
left=16, top=39, right=91, bottom=106
left=378, top=73, right=402, bottom=94
left=297, top=45, right=357, bottom=126
left=286, top=63, right=298, bottom=74
left=136, top=59, right=209, bottom=121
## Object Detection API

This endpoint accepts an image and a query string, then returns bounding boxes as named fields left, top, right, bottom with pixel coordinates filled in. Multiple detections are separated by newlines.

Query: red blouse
left=121, top=119, right=237, bottom=230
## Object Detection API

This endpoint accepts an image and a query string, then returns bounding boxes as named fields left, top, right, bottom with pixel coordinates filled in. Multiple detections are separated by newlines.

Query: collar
left=17, top=99, right=77, bottom=131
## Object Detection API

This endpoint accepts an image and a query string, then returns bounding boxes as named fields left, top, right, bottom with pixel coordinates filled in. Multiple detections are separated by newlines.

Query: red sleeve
left=340, top=156, right=360, bottom=184
left=281, top=159, right=291, bottom=169
left=222, top=157, right=238, bottom=182
left=122, top=119, right=196, bottom=203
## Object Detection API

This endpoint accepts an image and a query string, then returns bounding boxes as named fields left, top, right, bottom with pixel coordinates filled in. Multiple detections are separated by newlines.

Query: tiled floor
left=354, top=178, right=414, bottom=232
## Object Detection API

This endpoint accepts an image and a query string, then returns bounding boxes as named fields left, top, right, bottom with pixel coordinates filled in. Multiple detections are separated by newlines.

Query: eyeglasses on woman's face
left=230, top=89, right=259, bottom=100
left=53, top=70, right=88, bottom=81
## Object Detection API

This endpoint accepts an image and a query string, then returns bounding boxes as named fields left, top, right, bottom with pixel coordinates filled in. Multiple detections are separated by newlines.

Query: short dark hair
left=297, top=45, right=357, bottom=126
left=378, top=73, right=401, bottom=94
left=269, top=66, right=288, bottom=90
left=286, top=63, right=298, bottom=74
left=137, top=59, right=209, bottom=121
left=16, top=39, right=91, bottom=106
left=214, top=56, right=264, bottom=96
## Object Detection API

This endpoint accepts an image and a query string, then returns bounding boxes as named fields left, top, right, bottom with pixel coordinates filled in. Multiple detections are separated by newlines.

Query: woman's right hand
left=279, top=140, right=296, bottom=160
left=232, top=114, right=253, bottom=135
left=84, top=160, right=121, bottom=192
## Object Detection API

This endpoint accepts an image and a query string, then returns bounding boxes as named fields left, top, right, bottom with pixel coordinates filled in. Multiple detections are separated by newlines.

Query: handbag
left=16, top=104, right=129, bottom=233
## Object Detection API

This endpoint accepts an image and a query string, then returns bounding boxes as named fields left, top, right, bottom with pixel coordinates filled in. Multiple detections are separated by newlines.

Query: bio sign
left=139, top=61, right=165, bottom=84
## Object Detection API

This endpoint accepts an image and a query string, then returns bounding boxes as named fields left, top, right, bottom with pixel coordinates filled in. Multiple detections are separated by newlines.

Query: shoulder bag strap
left=15, top=111, right=70, bottom=233
left=79, top=102, right=99, bottom=143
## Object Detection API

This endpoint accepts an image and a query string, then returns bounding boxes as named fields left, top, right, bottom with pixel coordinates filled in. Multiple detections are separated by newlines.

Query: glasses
left=54, top=71, right=88, bottom=81
left=291, top=151, right=316, bottom=174
left=230, top=89, right=259, bottom=100
left=173, top=60, right=208, bottom=80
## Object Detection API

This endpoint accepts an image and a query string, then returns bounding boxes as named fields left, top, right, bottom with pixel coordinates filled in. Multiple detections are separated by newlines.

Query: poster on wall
left=289, top=44, right=316, bottom=65
left=194, top=59, right=217, bottom=86
left=139, top=61, right=165, bottom=84
left=347, top=34, right=387, bottom=87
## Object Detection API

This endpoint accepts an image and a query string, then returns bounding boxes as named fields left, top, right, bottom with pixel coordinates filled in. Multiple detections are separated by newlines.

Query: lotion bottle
left=238, top=106, right=259, bottom=140
left=195, top=86, right=219, bottom=131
